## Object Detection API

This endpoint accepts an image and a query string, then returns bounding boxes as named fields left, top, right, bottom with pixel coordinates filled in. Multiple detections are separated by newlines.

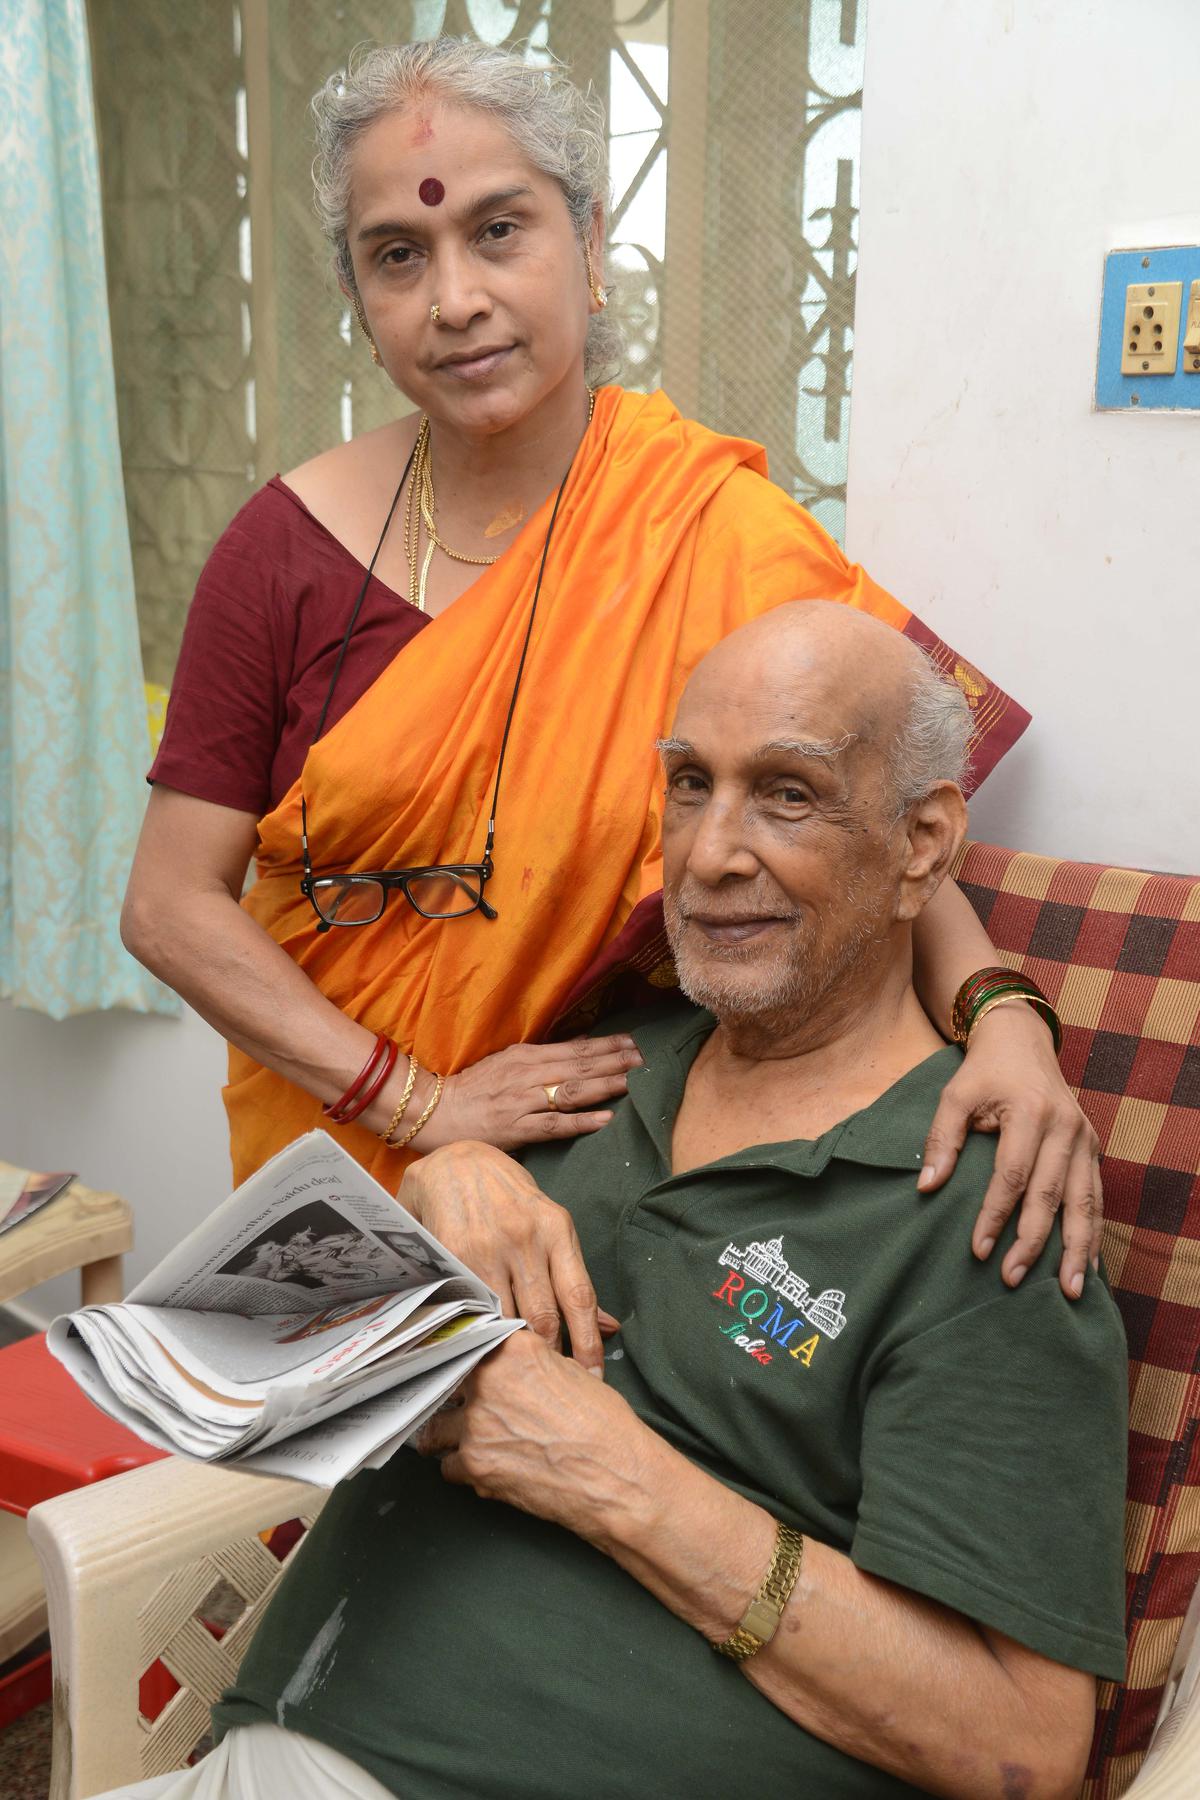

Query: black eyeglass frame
left=301, top=857, right=497, bottom=927
left=298, top=429, right=577, bottom=934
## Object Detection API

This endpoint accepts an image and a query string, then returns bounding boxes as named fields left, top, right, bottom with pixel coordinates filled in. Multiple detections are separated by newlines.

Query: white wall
left=848, top=0, right=1200, bottom=875
left=6, top=1, right=1199, bottom=1322
left=0, top=1000, right=229, bottom=1322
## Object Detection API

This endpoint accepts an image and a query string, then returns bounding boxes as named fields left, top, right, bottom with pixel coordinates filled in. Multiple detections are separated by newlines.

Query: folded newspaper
left=47, top=1131, right=522, bottom=1487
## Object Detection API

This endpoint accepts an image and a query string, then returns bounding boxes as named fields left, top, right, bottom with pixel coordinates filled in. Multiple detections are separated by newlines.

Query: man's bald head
left=662, top=601, right=968, bottom=815
left=657, top=601, right=971, bottom=1031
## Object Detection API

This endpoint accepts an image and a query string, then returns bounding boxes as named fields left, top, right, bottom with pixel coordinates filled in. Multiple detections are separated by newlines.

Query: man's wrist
left=578, top=1406, right=675, bottom=1556
left=594, top=1421, right=778, bottom=1643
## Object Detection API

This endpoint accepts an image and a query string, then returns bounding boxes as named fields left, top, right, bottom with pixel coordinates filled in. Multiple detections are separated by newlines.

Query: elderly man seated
left=118, top=603, right=1127, bottom=1800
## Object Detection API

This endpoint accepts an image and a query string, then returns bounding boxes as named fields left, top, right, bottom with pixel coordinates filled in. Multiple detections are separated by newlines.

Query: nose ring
left=430, top=303, right=441, bottom=324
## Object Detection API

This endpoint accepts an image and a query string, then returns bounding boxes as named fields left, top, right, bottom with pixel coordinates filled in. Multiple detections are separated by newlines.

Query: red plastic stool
left=0, top=1332, right=166, bottom=1723
left=0, top=1332, right=166, bottom=1518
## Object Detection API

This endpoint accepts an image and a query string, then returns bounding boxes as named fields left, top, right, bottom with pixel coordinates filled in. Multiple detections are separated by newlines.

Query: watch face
left=742, top=1596, right=781, bottom=1641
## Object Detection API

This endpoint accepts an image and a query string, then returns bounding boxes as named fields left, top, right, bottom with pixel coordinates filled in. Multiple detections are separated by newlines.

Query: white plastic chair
left=25, top=1453, right=1200, bottom=1800
left=27, top=1459, right=324, bottom=1799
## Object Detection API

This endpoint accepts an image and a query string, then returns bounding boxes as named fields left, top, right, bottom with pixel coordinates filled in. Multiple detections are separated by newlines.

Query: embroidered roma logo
left=711, top=1236, right=848, bottom=1369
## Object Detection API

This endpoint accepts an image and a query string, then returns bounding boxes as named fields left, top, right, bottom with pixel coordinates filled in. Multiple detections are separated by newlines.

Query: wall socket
left=1184, top=281, right=1200, bottom=373
left=1095, top=245, right=1200, bottom=412
left=1120, top=282, right=1182, bottom=376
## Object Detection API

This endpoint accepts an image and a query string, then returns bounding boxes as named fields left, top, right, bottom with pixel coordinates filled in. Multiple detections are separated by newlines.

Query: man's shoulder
left=835, top=1045, right=969, bottom=1173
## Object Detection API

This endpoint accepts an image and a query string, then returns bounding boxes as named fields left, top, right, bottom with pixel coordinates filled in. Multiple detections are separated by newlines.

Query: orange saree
left=228, top=386, right=1028, bottom=1186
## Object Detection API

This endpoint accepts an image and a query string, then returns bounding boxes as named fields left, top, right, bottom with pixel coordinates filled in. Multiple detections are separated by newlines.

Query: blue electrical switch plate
left=1095, top=245, right=1200, bottom=412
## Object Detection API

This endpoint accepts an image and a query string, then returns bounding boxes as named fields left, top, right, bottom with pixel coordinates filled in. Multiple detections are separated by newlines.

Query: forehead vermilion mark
left=418, top=177, right=445, bottom=207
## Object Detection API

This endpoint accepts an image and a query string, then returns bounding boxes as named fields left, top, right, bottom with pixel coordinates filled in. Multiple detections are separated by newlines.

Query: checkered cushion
left=956, top=841, right=1200, bottom=1797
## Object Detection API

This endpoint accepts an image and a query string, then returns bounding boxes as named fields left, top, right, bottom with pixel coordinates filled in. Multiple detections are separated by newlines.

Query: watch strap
left=711, top=1520, right=805, bottom=1662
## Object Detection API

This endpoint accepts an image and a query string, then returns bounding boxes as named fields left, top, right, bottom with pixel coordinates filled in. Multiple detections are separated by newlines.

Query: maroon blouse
left=149, top=478, right=429, bottom=817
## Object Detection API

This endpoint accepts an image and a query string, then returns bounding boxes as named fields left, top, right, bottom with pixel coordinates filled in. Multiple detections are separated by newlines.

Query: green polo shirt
left=216, top=1000, right=1128, bottom=1799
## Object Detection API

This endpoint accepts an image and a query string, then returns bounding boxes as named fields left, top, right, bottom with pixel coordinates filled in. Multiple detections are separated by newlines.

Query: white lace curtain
left=87, top=0, right=866, bottom=696
left=0, top=0, right=174, bottom=1017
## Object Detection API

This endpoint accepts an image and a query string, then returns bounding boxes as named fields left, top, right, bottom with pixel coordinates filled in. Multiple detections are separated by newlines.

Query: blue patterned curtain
left=0, top=0, right=175, bottom=1017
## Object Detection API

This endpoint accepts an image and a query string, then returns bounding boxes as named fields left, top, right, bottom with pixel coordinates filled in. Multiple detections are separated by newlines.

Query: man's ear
left=894, top=782, right=968, bottom=922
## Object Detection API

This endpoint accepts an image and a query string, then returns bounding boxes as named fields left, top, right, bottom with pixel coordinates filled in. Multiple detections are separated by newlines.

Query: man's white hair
left=888, top=653, right=973, bottom=815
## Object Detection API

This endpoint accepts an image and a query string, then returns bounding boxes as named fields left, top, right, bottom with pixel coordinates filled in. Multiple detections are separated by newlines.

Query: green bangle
left=952, top=968, right=1062, bottom=1054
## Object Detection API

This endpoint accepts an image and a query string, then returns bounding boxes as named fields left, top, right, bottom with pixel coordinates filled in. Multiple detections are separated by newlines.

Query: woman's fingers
left=916, top=1089, right=972, bottom=1192
left=1047, top=1134, right=1101, bottom=1299
left=970, top=1114, right=1039, bottom=1260
left=522, top=1036, right=643, bottom=1083
left=504, top=1108, right=614, bottom=1149
left=1090, top=1150, right=1105, bottom=1268
left=538, top=1073, right=631, bottom=1112
left=999, top=1132, right=1074, bottom=1291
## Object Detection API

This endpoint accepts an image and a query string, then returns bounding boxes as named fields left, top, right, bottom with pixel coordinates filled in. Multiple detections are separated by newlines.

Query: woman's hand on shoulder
left=414, top=1034, right=644, bottom=1155
left=399, top=1141, right=618, bottom=1373
left=917, top=1002, right=1102, bottom=1301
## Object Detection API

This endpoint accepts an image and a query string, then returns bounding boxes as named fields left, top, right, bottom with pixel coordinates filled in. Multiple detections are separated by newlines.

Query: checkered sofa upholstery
left=955, top=842, right=1200, bottom=1797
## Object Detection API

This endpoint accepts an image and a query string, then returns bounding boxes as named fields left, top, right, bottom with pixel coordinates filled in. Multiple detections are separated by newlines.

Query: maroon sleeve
left=149, top=489, right=294, bottom=815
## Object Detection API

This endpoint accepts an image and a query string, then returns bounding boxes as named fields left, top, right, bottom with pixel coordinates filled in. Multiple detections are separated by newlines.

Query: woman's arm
left=911, top=878, right=1102, bottom=1299
left=121, top=786, right=639, bottom=1149
left=425, top=1331, right=1094, bottom=1800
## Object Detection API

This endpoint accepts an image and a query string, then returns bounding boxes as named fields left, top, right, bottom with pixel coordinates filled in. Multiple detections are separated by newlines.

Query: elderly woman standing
left=124, top=37, right=1099, bottom=1312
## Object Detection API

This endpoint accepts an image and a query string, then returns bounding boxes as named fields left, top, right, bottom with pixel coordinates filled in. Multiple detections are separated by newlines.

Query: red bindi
left=418, top=177, right=445, bottom=207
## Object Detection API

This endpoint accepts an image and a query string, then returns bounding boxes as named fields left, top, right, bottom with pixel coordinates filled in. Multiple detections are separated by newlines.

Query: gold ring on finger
left=543, top=1083, right=561, bottom=1111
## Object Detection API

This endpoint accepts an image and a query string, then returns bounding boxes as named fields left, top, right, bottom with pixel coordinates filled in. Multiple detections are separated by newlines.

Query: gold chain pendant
left=403, top=391, right=596, bottom=610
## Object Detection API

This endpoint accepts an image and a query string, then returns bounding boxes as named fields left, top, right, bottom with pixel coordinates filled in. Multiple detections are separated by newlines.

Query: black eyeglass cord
left=481, top=452, right=575, bottom=861
left=301, top=412, right=585, bottom=877
left=300, top=444, right=415, bottom=866
left=311, top=442, right=417, bottom=751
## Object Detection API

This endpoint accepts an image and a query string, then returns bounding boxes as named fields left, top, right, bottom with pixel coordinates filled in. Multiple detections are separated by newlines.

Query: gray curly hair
left=311, top=38, right=624, bottom=387
left=888, top=654, right=974, bottom=817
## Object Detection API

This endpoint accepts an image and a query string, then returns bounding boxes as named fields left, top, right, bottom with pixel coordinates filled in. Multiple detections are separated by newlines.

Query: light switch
left=1120, top=281, right=1182, bottom=375
left=1183, top=280, right=1200, bottom=372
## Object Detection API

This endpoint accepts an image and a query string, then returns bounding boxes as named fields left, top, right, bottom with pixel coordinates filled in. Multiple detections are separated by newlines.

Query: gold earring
left=350, top=297, right=382, bottom=365
left=430, top=303, right=441, bottom=324
left=584, top=247, right=608, bottom=309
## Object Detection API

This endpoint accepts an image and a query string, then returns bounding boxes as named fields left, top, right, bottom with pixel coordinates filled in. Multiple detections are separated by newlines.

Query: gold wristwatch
left=711, top=1520, right=805, bottom=1661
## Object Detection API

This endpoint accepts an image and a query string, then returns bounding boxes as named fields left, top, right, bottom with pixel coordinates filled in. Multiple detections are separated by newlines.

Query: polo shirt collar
left=626, top=1002, right=962, bottom=1180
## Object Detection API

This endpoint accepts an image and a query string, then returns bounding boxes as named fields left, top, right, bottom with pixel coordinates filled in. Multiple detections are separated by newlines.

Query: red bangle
left=335, top=1039, right=399, bottom=1123
left=324, top=1034, right=391, bottom=1122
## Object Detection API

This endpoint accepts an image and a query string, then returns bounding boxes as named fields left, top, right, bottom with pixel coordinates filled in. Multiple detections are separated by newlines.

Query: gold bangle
left=968, top=989, right=1060, bottom=1046
left=390, top=1070, right=445, bottom=1153
left=379, top=1055, right=419, bottom=1147
left=711, top=1520, right=805, bottom=1662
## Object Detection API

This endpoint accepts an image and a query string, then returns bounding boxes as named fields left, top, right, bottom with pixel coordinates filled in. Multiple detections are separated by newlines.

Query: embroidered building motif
left=719, top=1237, right=848, bottom=1339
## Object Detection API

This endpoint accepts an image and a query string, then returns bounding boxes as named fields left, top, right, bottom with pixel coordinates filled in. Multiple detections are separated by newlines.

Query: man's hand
left=399, top=1142, right=618, bottom=1374
left=918, top=1003, right=1103, bottom=1299
left=415, top=1330, right=656, bottom=1542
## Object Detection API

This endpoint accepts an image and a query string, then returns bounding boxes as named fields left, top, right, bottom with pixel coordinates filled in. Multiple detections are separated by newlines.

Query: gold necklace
left=404, top=391, right=596, bottom=612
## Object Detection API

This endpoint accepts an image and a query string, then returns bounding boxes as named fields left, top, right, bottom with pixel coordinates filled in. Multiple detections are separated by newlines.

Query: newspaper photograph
left=46, top=1130, right=524, bottom=1486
